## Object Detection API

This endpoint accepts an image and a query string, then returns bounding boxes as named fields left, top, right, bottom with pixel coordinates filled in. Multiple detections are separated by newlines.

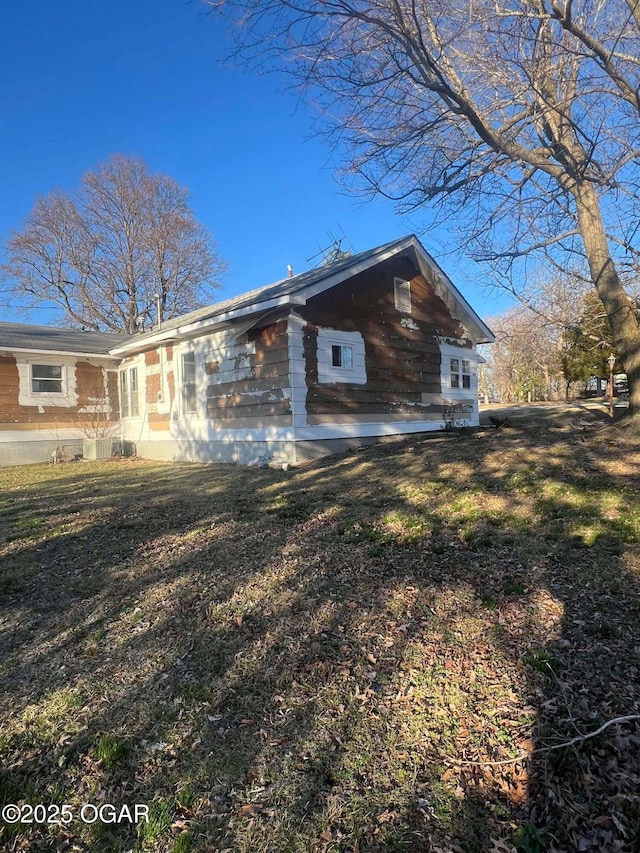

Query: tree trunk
left=574, top=181, right=640, bottom=414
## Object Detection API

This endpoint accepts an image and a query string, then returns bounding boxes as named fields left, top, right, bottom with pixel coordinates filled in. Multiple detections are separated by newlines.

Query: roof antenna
left=306, top=226, right=353, bottom=267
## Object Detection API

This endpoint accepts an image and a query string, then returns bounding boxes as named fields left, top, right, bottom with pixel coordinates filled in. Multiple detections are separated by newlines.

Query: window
left=119, top=367, right=139, bottom=418
left=394, top=278, right=412, bottom=314
left=182, top=352, right=196, bottom=413
left=450, top=357, right=471, bottom=390
left=331, top=344, right=353, bottom=370
left=120, top=370, right=128, bottom=418
left=317, top=328, right=367, bottom=384
left=130, top=368, right=139, bottom=416
left=31, top=364, right=63, bottom=394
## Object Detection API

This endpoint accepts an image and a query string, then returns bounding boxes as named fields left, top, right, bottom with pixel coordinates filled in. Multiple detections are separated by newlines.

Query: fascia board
left=413, top=243, right=495, bottom=344
left=1, top=347, right=121, bottom=360
left=300, top=237, right=417, bottom=302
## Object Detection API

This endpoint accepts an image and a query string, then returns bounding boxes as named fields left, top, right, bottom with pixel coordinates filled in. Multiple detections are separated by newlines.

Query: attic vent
left=394, top=278, right=412, bottom=314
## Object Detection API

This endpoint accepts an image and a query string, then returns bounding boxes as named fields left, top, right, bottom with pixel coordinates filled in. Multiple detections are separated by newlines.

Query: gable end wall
left=299, top=254, right=475, bottom=426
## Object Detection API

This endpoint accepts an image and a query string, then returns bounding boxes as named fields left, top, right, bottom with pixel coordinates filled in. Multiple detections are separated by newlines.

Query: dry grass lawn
left=2, top=420, right=640, bottom=852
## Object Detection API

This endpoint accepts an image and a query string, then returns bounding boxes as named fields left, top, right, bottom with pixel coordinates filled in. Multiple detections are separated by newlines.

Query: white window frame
left=331, top=343, right=354, bottom=370
left=30, top=363, right=64, bottom=395
left=119, top=366, right=140, bottom=419
left=449, top=357, right=472, bottom=390
left=439, top=343, right=477, bottom=397
left=16, top=356, right=78, bottom=408
left=317, top=328, right=367, bottom=384
left=394, top=277, right=412, bottom=314
left=181, top=351, right=197, bottom=415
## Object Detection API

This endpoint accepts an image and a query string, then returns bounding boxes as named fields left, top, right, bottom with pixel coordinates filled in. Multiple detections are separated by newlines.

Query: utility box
left=83, top=438, right=113, bottom=460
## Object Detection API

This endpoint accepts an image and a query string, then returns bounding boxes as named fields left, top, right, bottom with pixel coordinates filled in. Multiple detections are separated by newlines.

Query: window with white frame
left=450, top=357, right=471, bottom=390
left=119, top=366, right=139, bottom=418
left=317, top=328, right=367, bottom=384
left=31, top=363, right=63, bottom=394
left=394, top=277, right=412, bottom=314
left=181, top=352, right=197, bottom=413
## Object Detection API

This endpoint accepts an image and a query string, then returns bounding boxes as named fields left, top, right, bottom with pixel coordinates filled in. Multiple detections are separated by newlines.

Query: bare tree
left=3, top=155, right=226, bottom=333
left=211, top=0, right=640, bottom=411
left=483, top=308, right=561, bottom=402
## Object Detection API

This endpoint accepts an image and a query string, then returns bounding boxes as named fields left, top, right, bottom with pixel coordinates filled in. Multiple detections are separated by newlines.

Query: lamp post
left=607, top=353, right=616, bottom=418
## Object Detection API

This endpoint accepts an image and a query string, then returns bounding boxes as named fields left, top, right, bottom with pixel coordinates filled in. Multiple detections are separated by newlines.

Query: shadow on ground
left=1, top=422, right=640, bottom=852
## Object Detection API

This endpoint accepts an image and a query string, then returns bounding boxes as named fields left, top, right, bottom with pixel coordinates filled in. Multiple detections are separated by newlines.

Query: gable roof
left=0, top=322, right=127, bottom=358
left=111, top=235, right=494, bottom=355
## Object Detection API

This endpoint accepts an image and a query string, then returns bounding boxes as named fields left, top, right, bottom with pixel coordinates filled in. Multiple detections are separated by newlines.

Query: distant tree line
left=480, top=281, right=623, bottom=403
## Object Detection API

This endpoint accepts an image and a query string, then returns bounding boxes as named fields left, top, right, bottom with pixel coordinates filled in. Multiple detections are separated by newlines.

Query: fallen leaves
left=237, top=803, right=264, bottom=817
left=2, top=431, right=640, bottom=852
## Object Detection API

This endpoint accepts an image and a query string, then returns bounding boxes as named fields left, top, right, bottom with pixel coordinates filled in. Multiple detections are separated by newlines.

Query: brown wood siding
left=0, top=355, right=116, bottom=425
left=206, top=321, right=292, bottom=426
left=301, top=254, right=469, bottom=420
left=146, top=372, right=161, bottom=404
left=75, top=361, right=106, bottom=407
left=0, top=357, right=20, bottom=420
left=106, top=370, right=120, bottom=420
left=148, top=411, right=171, bottom=431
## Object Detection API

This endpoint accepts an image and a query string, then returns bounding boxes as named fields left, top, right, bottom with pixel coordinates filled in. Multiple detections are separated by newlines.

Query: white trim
left=30, top=362, right=64, bottom=395
left=180, top=350, right=197, bottom=415
left=131, top=416, right=477, bottom=446
left=1, top=346, right=121, bottom=360
left=438, top=341, right=479, bottom=422
left=303, top=236, right=493, bottom=342
left=439, top=343, right=478, bottom=396
left=118, top=360, right=142, bottom=421
left=413, top=245, right=494, bottom=343
left=316, top=328, right=367, bottom=385
left=293, top=421, right=449, bottom=439
left=16, top=355, right=78, bottom=408
left=173, top=341, right=203, bottom=421
left=288, top=314, right=308, bottom=428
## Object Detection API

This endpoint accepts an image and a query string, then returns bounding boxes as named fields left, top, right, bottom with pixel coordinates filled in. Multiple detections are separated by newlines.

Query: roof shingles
left=0, top=323, right=127, bottom=355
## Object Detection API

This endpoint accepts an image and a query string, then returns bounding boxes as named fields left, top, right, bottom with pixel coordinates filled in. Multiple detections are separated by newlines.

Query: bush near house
left=1, top=422, right=640, bottom=852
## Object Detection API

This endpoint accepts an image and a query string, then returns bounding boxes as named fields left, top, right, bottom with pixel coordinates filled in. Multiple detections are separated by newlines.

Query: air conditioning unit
left=83, top=438, right=113, bottom=460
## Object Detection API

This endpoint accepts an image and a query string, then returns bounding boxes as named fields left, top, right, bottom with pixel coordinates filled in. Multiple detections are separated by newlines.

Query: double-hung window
left=120, top=367, right=139, bottom=418
left=31, top=364, right=63, bottom=394
left=182, top=352, right=196, bottom=414
left=450, top=357, right=471, bottom=390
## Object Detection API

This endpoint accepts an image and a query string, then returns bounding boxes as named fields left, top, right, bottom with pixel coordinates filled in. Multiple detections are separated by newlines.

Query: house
left=0, top=324, right=126, bottom=465
left=0, top=235, right=494, bottom=466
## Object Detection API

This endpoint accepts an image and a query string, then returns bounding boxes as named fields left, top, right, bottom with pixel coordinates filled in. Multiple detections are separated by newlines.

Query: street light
left=607, top=353, right=616, bottom=417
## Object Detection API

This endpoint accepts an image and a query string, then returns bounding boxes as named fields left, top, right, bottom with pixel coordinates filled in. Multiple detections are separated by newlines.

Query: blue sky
left=0, top=0, right=511, bottom=325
